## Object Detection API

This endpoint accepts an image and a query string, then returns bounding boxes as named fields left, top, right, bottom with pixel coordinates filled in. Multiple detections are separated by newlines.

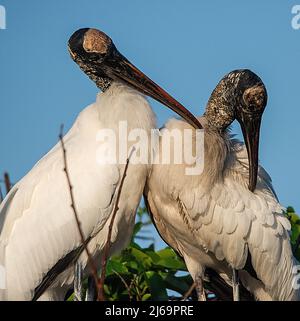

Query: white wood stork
left=145, top=69, right=300, bottom=301
left=0, top=28, right=200, bottom=301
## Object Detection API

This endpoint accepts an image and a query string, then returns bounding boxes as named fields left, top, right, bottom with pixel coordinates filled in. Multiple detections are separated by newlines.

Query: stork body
left=0, top=29, right=199, bottom=300
left=145, top=70, right=299, bottom=301
left=0, top=83, right=154, bottom=300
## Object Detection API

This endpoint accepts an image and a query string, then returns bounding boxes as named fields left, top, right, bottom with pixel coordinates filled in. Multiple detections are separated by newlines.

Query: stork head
left=205, top=69, right=267, bottom=192
left=68, top=28, right=202, bottom=130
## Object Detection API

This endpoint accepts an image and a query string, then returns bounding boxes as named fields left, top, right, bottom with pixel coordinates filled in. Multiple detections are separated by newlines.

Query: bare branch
left=181, top=282, right=196, bottom=301
left=97, top=148, right=133, bottom=301
left=4, top=172, right=11, bottom=194
left=59, top=124, right=100, bottom=297
left=113, top=270, right=132, bottom=301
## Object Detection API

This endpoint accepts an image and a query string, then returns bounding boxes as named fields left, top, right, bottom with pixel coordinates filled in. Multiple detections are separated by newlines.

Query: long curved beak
left=238, top=113, right=262, bottom=192
left=68, top=28, right=202, bottom=129
left=102, top=51, right=202, bottom=130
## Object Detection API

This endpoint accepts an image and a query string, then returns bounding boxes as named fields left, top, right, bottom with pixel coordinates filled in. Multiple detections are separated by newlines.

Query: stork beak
left=238, top=113, right=262, bottom=192
left=68, top=28, right=202, bottom=130
left=104, top=52, right=202, bottom=130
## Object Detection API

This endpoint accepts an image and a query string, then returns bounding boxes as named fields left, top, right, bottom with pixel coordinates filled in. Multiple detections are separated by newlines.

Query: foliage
left=103, top=207, right=193, bottom=301
left=286, top=206, right=300, bottom=261
left=102, top=206, right=300, bottom=301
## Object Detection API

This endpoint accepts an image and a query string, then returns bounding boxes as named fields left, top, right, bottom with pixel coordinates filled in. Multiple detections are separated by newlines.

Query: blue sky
left=0, top=0, right=299, bottom=235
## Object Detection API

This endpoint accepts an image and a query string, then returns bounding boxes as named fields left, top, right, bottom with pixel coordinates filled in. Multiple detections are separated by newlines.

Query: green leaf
left=128, top=260, right=139, bottom=271
left=289, top=212, right=300, bottom=244
left=145, top=271, right=168, bottom=300
left=155, top=248, right=187, bottom=270
left=67, top=292, right=74, bottom=301
left=289, top=212, right=300, bottom=225
left=106, top=259, right=128, bottom=276
left=144, top=250, right=161, bottom=263
left=104, top=284, right=110, bottom=296
left=287, top=206, right=295, bottom=214
left=131, top=248, right=153, bottom=269
left=294, top=246, right=300, bottom=261
left=156, top=257, right=186, bottom=270
left=132, top=222, right=143, bottom=237
left=130, top=242, right=143, bottom=250
left=142, top=293, right=151, bottom=301
left=156, top=248, right=177, bottom=259
left=146, top=243, right=155, bottom=251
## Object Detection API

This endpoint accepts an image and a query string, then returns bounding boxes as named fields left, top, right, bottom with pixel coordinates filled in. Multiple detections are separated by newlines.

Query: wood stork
left=0, top=28, right=200, bottom=301
left=145, top=69, right=300, bottom=301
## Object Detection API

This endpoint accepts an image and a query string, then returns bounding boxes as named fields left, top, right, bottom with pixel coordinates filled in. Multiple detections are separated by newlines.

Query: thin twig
left=132, top=275, right=143, bottom=301
left=4, top=172, right=11, bottom=194
left=113, top=270, right=132, bottom=301
left=98, top=149, right=133, bottom=301
left=181, top=282, right=196, bottom=301
left=59, top=124, right=100, bottom=297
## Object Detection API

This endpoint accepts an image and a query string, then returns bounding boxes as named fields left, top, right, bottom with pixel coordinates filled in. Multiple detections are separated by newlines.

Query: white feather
left=0, top=82, right=156, bottom=300
left=146, top=116, right=299, bottom=301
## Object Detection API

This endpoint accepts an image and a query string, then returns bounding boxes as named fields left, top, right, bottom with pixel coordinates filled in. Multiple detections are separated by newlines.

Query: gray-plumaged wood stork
left=145, top=69, right=300, bottom=301
left=0, top=28, right=200, bottom=301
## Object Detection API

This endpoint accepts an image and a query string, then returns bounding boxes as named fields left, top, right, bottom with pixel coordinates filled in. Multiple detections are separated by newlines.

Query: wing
left=176, top=139, right=288, bottom=262
left=144, top=191, right=255, bottom=300
left=0, top=104, right=120, bottom=300
left=32, top=241, right=86, bottom=301
left=176, top=140, right=296, bottom=299
left=147, top=124, right=295, bottom=299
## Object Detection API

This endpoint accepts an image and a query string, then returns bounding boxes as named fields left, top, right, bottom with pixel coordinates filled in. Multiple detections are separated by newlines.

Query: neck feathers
left=95, top=82, right=156, bottom=132
left=202, top=119, right=231, bottom=186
